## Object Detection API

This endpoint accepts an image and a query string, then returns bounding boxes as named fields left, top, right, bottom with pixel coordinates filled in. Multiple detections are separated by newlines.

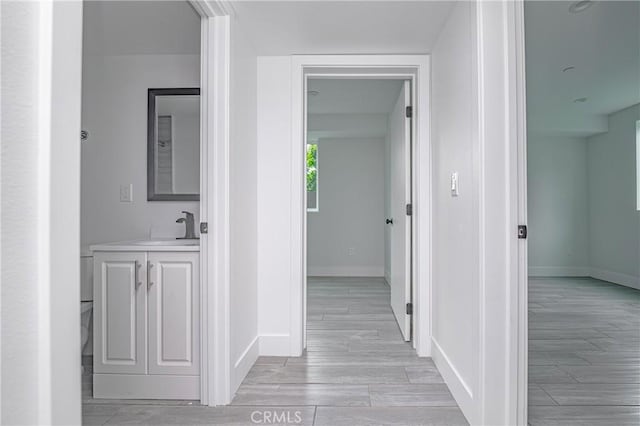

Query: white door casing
left=148, top=252, right=200, bottom=376
left=389, top=80, right=412, bottom=341
left=93, top=252, right=147, bottom=375
left=189, top=0, right=233, bottom=406
left=290, top=55, right=431, bottom=358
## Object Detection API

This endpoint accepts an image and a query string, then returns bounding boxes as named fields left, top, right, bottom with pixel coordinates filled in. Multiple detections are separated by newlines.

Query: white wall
left=526, top=104, right=640, bottom=290
left=308, top=113, right=387, bottom=139
left=587, top=104, right=640, bottom=288
left=2, top=4, right=44, bottom=422
left=307, top=137, right=385, bottom=277
left=1, top=1, right=82, bottom=423
left=229, top=22, right=259, bottom=392
left=256, top=56, right=293, bottom=355
left=81, top=54, right=200, bottom=246
left=528, top=136, right=590, bottom=276
left=431, top=2, right=480, bottom=420
left=432, top=2, right=521, bottom=424
left=384, top=128, right=391, bottom=282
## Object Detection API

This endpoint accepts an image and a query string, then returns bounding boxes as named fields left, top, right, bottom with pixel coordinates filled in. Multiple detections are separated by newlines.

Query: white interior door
left=389, top=80, right=412, bottom=341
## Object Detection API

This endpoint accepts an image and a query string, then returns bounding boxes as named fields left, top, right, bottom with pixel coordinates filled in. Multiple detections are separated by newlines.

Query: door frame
left=289, top=55, right=432, bottom=357
left=511, top=1, right=529, bottom=424
left=188, top=0, right=234, bottom=406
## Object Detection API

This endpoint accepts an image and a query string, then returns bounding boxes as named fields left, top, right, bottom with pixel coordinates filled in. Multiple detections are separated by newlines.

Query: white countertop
left=90, top=239, right=200, bottom=252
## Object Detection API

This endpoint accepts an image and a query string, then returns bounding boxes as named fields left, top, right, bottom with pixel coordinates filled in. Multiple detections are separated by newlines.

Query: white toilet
left=80, top=249, right=93, bottom=357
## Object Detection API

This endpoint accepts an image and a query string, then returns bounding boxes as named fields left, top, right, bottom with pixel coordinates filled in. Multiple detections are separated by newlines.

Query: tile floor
left=527, top=277, right=640, bottom=426
left=82, top=276, right=640, bottom=425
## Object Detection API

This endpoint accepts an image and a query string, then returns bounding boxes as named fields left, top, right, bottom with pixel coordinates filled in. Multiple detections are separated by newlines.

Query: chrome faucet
left=176, top=211, right=197, bottom=240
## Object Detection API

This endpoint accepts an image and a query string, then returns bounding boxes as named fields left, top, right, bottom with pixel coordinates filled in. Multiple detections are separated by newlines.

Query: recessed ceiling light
left=569, top=1, right=594, bottom=13
left=562, top=66, right=576, bottom=73
left=307, top=90, right=319, bottom=96
left=573, top=97, right=588, bottom=103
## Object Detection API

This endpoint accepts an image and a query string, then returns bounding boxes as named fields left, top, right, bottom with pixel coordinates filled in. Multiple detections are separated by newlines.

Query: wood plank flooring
left=230, top=277, right=468, bottom=425
left=82, top=275, right=639, bottom=424
left=82, top=277, right=467, bottom=425
left=527, top=277, right=640, bottom=426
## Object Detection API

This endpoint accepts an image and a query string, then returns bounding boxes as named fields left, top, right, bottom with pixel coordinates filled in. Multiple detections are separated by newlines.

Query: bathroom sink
left=134, top=239, right=199, bottom=246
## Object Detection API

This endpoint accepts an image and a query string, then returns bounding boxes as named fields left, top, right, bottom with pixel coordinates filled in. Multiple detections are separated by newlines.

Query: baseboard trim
left=431, top=337, right=474, bottom=423
left=528, top=266, right=590, bottom=277
left=232, top=336, right=259, bottom=394
left=528, top=266, right=640, bottom=291
left=93, top=374, right=199, bottom=400
left=590, top=268, right=640, bottom=290
left=306, top=266, right=384, bottom=277
left=259, top=334, right=292, bottom=356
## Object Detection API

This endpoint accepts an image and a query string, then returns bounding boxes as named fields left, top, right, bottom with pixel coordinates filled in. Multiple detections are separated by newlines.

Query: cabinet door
left=147, top=252, right=200, bottom=375
left=94, top=252, right=147, bottom=374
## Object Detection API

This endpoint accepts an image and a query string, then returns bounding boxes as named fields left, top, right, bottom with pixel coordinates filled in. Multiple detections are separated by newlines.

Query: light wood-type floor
left=82, top=276, right=639, bottom=425
left=83, top=277, right=468, bottom=425
left=527, top=277, right=640, bottom=426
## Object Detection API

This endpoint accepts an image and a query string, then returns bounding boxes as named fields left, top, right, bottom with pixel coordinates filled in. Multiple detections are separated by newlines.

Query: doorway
left=287, top=55, right=432, bottom=357
left=524, top=1, right=640, bottom=425
left=305, top=78, right=414, bottom=344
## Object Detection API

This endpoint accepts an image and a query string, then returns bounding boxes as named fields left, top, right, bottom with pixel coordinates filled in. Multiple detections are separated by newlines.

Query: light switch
left=450, top=172, right=459, bottom=197
left=120, top=184, right=133, bottom=203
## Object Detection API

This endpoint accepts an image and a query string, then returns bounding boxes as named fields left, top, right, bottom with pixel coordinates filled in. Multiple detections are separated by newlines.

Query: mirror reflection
left=147, top=88, right=200, bottom=201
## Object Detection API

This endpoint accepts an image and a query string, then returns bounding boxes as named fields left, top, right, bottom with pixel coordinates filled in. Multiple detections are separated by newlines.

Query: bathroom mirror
left=147, top=88, right=200, bottom=201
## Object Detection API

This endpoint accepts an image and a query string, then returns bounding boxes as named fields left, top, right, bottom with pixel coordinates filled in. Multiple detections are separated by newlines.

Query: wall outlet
left=120, top=184, right=133, bottom=203
left=348, top=247, right=355, bottom=256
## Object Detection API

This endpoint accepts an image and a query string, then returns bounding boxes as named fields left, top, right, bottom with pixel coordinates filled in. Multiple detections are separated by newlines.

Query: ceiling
left=83, top=1, right=200, bottom=55
left=307, top=79, right=404, bottom=114
left=307, top=79, right=403, bottom=139
left=232, top=1, right=454, bottom=55
left=525, top=1, right=640, bottom=138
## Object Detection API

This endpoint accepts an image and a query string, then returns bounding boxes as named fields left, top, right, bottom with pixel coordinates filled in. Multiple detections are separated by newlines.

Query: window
left=307, top=143, right=319, bottom=212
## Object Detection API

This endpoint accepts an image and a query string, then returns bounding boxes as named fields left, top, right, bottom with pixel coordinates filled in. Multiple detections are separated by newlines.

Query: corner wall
left=587, top=104, right=640, bottom=289
left=527, top=104, right=640, bottom=290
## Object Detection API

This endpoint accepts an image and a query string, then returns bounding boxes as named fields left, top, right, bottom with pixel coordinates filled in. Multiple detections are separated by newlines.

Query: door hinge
left=406, top=302, right=413, bottom=315
left=200, top=222, right=208, bottom=234
left=518, top=225, right=527, bottom=239
left=406, top=203, right=413, bottom=216
left=405, top=106, right=413, bottom=118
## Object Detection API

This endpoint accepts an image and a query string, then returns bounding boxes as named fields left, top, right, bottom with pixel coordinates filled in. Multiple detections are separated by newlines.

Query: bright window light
left=306, top=143, right=319, bottom=212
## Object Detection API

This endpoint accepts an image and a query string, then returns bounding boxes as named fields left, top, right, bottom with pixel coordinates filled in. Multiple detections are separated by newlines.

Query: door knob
left=386, top=218, right=393, bottom=224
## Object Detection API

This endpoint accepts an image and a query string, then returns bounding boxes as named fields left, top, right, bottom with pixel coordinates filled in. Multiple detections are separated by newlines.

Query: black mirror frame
left=147, top=88, right=201, bottom=201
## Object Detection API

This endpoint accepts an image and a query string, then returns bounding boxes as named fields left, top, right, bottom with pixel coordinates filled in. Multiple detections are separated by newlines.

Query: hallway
left=232, top=277, right=468, bottom=425
left=528, top=277, right=640, bottom=426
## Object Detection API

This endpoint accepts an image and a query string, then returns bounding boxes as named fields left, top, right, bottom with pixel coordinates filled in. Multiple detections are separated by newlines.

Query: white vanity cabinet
left=91, top=242, right=200, bottom=400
